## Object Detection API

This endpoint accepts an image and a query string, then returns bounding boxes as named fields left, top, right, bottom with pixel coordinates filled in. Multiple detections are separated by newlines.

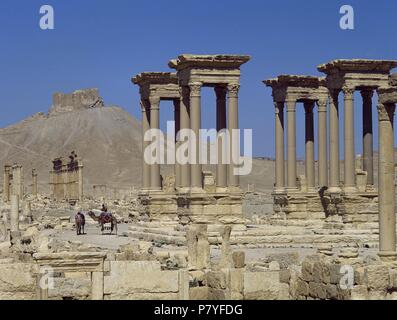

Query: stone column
left=274, top=102, right=285, bottom=193
left=317, top=98, right=328, bottom=188
left=78, top=161, right=83, bottom=201
left=10, top=194, right=19, bottom=234
left=215, top=86, right=227, bottom=189
left=149, top=96, right=162, bottom=191
left=174, top=99, right=181, bottom=189
left=12, top=165, right=24, bottom=199
left=361, top=89, right=374, bottom=187
left=329, top=89, right=341, bottom=192
left=304, top=101, right=315, bottom=191
left=189, top=82, right=203, bottom=190
left=343, top=86, right=356, bottom=192
left=3, top=166, right=10, bottom=202
left=32, top=169, right=38, bottom=197
left=187, top=224, right=210, bottom=270
left=228, top=84, right=240, bottom=189
left=377, top=103, right=396, bottom=260
left=286, top=99, right=297, bottom=190
left=91, top=271, right=104, bottom=300
left=141, top=100, right=151, bottom=191
left=179, top=87, right=191, bottom=190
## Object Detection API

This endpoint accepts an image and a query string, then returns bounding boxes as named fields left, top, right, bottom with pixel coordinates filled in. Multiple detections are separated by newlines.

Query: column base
left=343, top=186, right=357, bottom=194
left=227, top=186, right=243, bottom=194
left=190, top=187, right=205, bottom=194
left=327, top=186, right=342, bottom=194
left=378, top=251, right=397, bottom=262
left=177, top=187, right=191, bottom=194
left=286, top=187, right=299, bottom=193
left=216, top=186, right=229, bottom=193
left=273, top=188, right=287, bottom=195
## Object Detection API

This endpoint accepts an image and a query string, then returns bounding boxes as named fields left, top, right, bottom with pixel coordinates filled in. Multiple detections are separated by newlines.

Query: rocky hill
left=0, top=89, right=142, bottom=195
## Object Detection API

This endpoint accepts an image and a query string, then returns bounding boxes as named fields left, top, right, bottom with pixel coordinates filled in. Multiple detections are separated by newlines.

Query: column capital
left=360, top=89, right=374, bottom=100
left=285, top=99, right=296, bottom=112
left=227, top=83, right=240, bottom=98
left=377, top=103, right=396, bottom=122
left=342, top=85, right=355, bottom=99
left=189, top=82, right=203, bottom=97
left=149, top=96, right=161, bottom=109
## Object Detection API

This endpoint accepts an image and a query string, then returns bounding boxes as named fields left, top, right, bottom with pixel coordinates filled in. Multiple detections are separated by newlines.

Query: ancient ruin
left=49, top=152, right=84, bottom=202
left=0, top=57, right=397, bottom=301
left=3, top=164, right=24, bottom=202
left=132, top=55, right=251, bottom=229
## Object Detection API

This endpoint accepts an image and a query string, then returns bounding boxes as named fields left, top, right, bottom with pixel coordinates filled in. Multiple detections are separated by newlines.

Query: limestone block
left=208, top=288, right=227, bottom=300
left=354, top=267, right=366, bottom=285
left=232, top=251, right=245, bottom=269
left=163, top=175, right=176, bottom=193
left=312, top=262, right=330, bottom=284
left=278, top=283, right=290, bottom=300
left=388, top=270, right=397, bottom=290
left=368, top=290, right=387, bottom=300
left=105, top=269, right=179, bottom=294
left=49, top=278, right=91, bottom=299
left=0, top=263, right=35, bottom=293
left=329, top=264, right=343, bottom=285
left=386, top=292, right=397, bottom=300
left=325, top=284, right=338, bottom=300
left=279, top=270, right=291, bottom=284
left=178, top=270, right=189, bottom=300
left=366, top=265, right=390, bottom=291
left=189, top=287, right=209, bottom=300
left=206, top=271, right=227, bottom=290
left=355, top=170, right=367, bottom=192
left=0, top=292, right=36, bottom=300
left=269, top=261, right=280, bottom=271
left=308, top=282, right=327, bottom=299
left=229, top=269, right=243, bottom=300
left=243, top=271, right=280, bottom=300
left=104, top=261, right=178, bottom=295
left=350, top=285, right=369, bottom=300
left=106, top=292, right=179, bottom=300
left=301, top=261, right=314, bottom=282
left=296, top=279, right=309, bottom=296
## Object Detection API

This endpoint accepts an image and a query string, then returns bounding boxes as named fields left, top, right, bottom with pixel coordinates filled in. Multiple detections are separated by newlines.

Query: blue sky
left=0, top=0, right=396, bottom=157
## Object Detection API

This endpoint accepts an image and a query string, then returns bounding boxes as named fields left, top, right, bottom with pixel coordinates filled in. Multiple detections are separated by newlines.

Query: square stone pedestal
left=176, top=189, right=244, bottom=227
left=138, top=191, right=178, bottom=222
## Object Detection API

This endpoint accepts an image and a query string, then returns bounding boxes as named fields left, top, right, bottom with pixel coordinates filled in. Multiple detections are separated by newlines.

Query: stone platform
left=138, top=189, right=244, bottom=225
left=127, top=221, right=381, bottom=249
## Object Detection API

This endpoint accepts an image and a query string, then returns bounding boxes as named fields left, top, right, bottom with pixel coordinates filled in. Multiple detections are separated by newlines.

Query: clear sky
left=0, top=0, right=396, bottom=157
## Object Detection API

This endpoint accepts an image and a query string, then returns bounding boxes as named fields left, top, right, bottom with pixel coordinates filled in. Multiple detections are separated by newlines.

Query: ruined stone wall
left=49, top=89, right=104, bottom=116
left=0, top=259, right=188, bottom=300
left=290, top=254, right=397, bottom=300
left=0, top=262, right=36, bottom=300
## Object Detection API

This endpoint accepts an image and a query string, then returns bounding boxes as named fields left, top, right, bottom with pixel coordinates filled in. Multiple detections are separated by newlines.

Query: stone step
left=127, top=231, right=186, bottom=246
left=127, top=227, right=378, bottom=249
